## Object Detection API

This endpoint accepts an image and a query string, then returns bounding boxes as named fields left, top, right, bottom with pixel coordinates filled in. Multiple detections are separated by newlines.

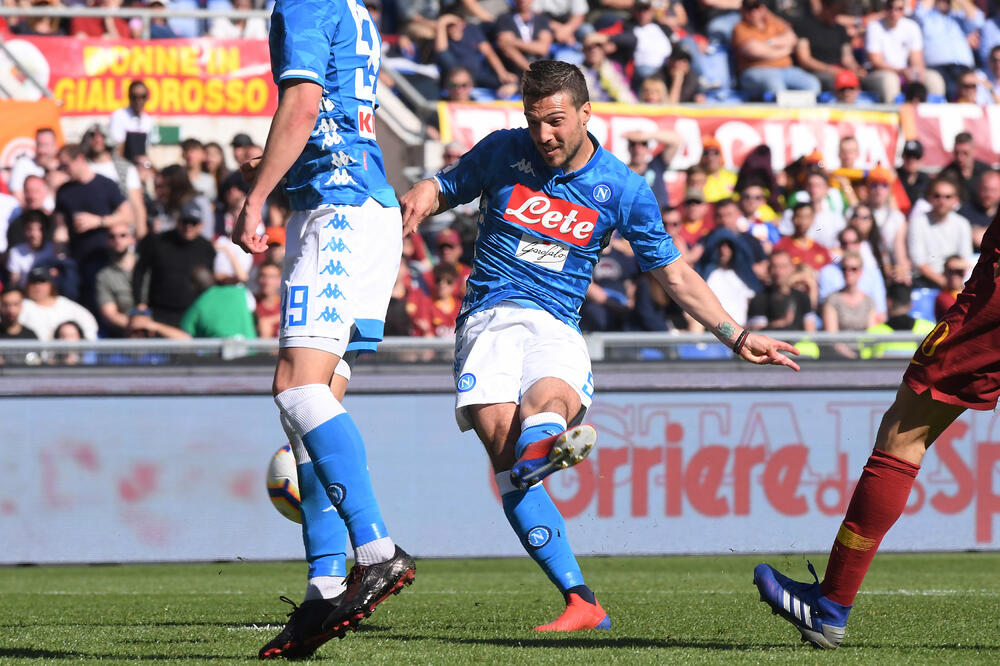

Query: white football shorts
left=280, top=198, right=402, bottom=361
left=453, top=301, right=595, bottom=432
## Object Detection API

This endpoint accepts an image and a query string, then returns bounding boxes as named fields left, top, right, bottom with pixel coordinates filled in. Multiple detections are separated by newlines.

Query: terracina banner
left=1, top=36, right=277, bottom=116
left=438, top=101, right=902, bottom=173
left=0, top=99, right=63, bottom=172
left=910, top=103, right=1000, bottom=168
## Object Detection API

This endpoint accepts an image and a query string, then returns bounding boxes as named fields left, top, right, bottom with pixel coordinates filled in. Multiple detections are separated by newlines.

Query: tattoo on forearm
left=716, top=322, right=736, bottom=341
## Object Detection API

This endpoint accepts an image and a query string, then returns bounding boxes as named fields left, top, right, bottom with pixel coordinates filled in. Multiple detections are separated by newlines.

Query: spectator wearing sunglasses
left=132, top=200, right=216, bottom=328
left=907, top=176, right=973, bottom=289
left=700, top=135, right=736, bottom=203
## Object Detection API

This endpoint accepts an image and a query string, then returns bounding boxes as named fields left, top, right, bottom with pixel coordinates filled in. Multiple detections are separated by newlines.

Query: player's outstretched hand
left=400, top=179, right=442, bottom=236
left=232, top=200, right=269, bottom=254
left=739, top=333, right=800, bottom=371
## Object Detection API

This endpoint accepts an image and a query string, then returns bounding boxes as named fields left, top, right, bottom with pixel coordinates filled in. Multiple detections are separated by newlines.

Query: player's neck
left=563, top=135, right=596, bottom=174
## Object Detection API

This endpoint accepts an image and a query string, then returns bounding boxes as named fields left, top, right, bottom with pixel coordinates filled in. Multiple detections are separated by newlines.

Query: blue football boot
left=510, top=424, right=597, bottom=489
left=753, top=562, right=852, bottom=649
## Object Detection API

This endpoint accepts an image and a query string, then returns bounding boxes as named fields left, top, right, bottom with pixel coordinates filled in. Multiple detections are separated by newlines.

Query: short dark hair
left=792, top=202, right=813, bottom=215
left=181, top=138, right=204, bottom=152
left=837, top=225, right=860, bottom=245
left=433, top=262, right=459, bottom=283
left=954, top=131, right=974, bottom=146
left=36, top=127, right=55, bottom=140
left=445, top=65, right=472, bottom=81
left=903, top=81, right=927, bottom=103
left=1, top=286, right=24, bottom=299
left=22, top=174, right=47, bottom=189
left=886, top=282, right=911, bottom=306
left=521, top=60, right=589, bottom=108
left=944, top=254, right=965, bottom=268
left=128, top=80, right=148, bottom=96
left=54, top=320, right=85, bottom=339
left=57, top=143, right=85, bottom=162
left=17, top=209, right=51, bottom=232
left=930, top=173, right=959, bottom=193
left=714, top=198, right=739, bottom=212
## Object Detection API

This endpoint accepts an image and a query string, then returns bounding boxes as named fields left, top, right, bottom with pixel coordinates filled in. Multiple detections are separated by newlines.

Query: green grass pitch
left=2, top=553, right=999, bottom=664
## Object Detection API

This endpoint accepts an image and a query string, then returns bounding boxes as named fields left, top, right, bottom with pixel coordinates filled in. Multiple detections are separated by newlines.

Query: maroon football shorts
left=904, top=253, right=1000, bottom=410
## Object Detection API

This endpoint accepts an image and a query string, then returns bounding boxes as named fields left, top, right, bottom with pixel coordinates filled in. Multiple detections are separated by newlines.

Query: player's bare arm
left=232, top=79, right=322, bottom=254
left=652, top=258, right=800, bottom=371
left=400, top=178, right=451, bottom=236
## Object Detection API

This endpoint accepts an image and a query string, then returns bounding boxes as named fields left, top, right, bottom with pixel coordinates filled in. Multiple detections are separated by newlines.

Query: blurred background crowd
left=9, top=0, right=1000, bottom=105
left=1, top=0, right=998, bottom=363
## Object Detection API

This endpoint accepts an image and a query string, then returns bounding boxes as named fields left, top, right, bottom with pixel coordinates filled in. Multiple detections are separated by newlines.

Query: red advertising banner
left=912, top=103, right=1000, bottom=168
left=3, top=35, right=276, bottom=116
left=439, top=101, right=901, bottom=172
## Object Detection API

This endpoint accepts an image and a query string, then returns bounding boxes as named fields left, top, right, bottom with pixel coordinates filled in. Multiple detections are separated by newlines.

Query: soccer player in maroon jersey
left=754, top=212, right=1000, bottom=649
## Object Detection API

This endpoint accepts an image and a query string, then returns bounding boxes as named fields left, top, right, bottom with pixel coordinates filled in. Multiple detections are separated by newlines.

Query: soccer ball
left=266, top=444, right=302, bottom=524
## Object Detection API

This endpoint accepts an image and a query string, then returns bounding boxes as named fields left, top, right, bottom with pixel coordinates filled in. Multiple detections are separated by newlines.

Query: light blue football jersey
left=436, top=129, right=681, bottom=331
left=269, top=0, right=397, bottom=210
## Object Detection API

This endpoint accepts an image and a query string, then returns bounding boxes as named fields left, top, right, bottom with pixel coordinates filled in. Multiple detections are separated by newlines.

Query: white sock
left=521, top=412, right=567, bottom=432
left=354, top=536, right=396, bottom=566
left=304, top=575, right=346, bottom=601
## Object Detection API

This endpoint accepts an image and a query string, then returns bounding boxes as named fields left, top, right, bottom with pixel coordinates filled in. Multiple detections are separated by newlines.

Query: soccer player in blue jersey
left=400, top=60, right=800, bottom=631
left=232, top=0, right=414, bottom=659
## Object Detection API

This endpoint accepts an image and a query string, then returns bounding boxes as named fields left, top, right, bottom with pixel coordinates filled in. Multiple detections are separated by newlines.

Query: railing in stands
left=0, top=331, right=930, bottom=367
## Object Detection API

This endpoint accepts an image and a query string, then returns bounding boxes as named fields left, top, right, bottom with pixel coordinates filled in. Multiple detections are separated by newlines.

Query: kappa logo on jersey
left=503, top=183, right=598, bottom=247
left=320, top=260, right=350, bottom=276
left=322, top=237, right=351, bottom=253
left=329, top=150, right=355, bottom=168
left=357, top=105, right=376, bottom=139
left=324, top=215, right=353, bottom=231
left=526, top=526, right=551, bottom=549
left=315, top=306, right=344, bottom=323
left=318, top=283, right=346, bottom=299
left=326, top=168, right=357, bottom=186
left=510, top=158, right=535, bottom=176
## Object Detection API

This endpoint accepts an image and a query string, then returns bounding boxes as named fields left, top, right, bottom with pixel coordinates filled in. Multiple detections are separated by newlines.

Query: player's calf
left=510, top=424, right=597, bottom=489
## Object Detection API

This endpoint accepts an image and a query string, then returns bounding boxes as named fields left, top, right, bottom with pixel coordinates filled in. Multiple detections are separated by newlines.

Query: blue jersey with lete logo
left=269, top=0, right=397, bottom=210
left=435, top=128, right=680, bottom=331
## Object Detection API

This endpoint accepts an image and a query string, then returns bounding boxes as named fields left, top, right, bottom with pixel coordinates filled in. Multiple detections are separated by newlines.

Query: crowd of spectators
left=2, top=0, right=999, bottom=364
left=553, top=128, right=990, bottom=360
left=373, top=0, right=1000, bottom=105
left=0, top=109, right=286, bottom=361
left=13, top=1, right=1000, bottom=105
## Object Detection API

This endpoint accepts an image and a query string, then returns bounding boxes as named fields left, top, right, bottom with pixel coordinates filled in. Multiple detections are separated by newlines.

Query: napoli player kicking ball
left=232, top=0, right=413, bottom=659
left=753, top=213, right=1000, bottom=648
left=400, top=60, right=800, bottom=632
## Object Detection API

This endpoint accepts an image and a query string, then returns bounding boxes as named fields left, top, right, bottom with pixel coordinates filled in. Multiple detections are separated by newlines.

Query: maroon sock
left=820, top=449, right=920, bottom=606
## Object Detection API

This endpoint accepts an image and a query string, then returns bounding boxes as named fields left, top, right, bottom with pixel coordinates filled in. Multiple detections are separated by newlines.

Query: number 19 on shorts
left=286, top=286, right=309, bottom=327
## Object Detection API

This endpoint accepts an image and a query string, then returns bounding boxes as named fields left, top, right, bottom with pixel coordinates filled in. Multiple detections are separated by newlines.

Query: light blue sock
left=297, top=460, right=348, bottom=579
left=277, top=385, right=388, bottom=550
left=497, top=472, right=585, bottom=593
left=515, top=412, right=567, bottom=457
